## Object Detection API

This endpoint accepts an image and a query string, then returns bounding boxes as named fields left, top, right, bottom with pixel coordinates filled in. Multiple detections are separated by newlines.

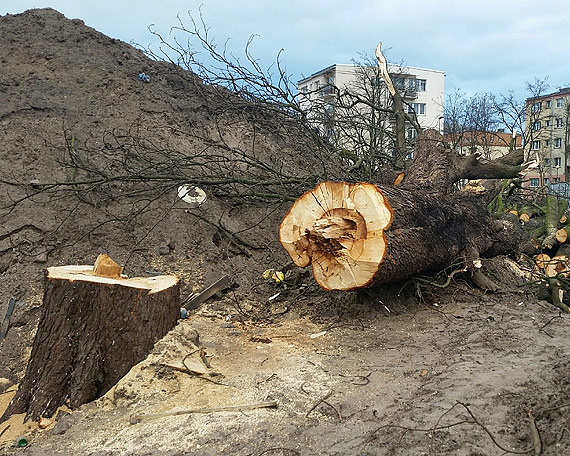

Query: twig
left=0, top=388, right=17, bottom=395
left=403, top=266, right=468, bottom=291
left=181, top=352, right=229, bottom=386
left=338, top=372, right=371, bottom=386
left=539, top=314, right=562, bottom=333
left=130, top=400, right=278, bottom=423
left=304, top=389, right=342, bottom=422
left=456, top=401, right=532, bottom=454
left=322, top=398, right=342, bottom=422
left=258, top=448, right=300, bottom=456
left=305, top=391, right=332, bottom=418
left=199, top=347, right=211, bottom=369
left=528, top=410, right=542, bottom=456
left=534, top=401, right=570, bottom=418
left=368, top=401, right=534, bottom=455
left=0, top=424, right=10, bottom=438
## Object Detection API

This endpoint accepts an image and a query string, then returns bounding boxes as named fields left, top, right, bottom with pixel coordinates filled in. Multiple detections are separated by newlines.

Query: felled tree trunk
left=2, top=257, right=180, bottom=421
left=280, top=130, right=528, bottom=291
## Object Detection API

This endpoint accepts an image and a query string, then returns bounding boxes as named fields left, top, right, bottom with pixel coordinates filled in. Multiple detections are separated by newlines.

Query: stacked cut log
left=516, top=196, right=570, bottom=312
left=280, top=130, right=529, bottom=292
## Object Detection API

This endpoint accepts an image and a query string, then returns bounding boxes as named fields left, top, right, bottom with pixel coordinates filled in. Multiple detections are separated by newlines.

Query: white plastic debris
left=178, top=185, right=207, bottom=205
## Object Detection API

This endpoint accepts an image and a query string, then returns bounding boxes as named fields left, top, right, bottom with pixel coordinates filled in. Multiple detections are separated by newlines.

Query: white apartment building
left=525, top=87, right=570, bottom=187
left=297, top=63, right=445, bottom=148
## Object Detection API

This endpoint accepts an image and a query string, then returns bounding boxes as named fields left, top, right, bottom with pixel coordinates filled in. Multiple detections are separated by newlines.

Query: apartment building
left=297, top=63, right=444, bottom=156
left=524, top=87, right=570, bottom=187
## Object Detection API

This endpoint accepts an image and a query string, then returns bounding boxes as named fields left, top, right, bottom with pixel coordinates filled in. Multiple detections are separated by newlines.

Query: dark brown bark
left=403, top=130, right=526, bottom=194
left=372, top=188, right=524, bottom=285
left=2, top=267, right=180, bottom=421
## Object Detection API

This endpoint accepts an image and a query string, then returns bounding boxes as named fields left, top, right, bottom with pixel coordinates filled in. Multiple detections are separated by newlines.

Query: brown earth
left=1, top=8, right=570, bottom=456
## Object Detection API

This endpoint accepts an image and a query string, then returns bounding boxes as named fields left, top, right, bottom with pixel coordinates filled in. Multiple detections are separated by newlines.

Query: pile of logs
left=517, top=194, right=570, bottom=311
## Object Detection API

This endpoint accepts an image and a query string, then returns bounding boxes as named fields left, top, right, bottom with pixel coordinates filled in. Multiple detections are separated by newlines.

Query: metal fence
left=548, top=182, right=570, bottom=200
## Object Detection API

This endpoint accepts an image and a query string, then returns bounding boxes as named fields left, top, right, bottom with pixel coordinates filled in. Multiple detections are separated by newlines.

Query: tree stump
left=2, top=257, right=180, bottom=421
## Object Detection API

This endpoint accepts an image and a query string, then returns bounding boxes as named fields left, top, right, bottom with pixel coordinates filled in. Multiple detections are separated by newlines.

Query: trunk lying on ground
left=2, top=256, right=180, bottom=422
left=280, top=130, right=528, bottom=291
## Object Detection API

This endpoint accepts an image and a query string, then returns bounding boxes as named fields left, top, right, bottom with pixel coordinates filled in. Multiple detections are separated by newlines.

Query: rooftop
left=526, top=87, right=570, bottom=103
left=298, top=63, right=445, bottom=85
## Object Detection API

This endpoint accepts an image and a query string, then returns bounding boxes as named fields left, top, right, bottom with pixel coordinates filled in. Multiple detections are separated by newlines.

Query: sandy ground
left=2, top=257, right=569, bottom=455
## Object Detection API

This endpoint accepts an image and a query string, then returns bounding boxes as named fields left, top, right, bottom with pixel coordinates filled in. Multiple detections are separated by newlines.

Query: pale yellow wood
left=48, top=265, right=179, bottom=294
left=544, top=255, right=570, bottom=278
left=535, top=253, right=551, bottom=269
left=280, top=181, right=393, bottom=290
left=93, top=254, right=123, bottom=278
left=555, top=228, right=568, bottom=244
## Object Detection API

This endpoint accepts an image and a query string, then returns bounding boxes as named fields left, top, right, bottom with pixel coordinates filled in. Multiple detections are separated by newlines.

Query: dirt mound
left=0, top=8, right=325, bottom=380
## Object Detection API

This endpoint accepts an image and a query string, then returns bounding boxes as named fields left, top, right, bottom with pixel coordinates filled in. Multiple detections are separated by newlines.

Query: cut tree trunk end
left=1, top=256, right=180, bottom=422
left=279, top=131, right=529, bottom=292
left=279, top=181, right=393, bottom=291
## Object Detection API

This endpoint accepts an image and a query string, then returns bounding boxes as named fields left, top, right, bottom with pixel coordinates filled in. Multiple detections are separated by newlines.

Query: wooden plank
left=183, top=275, right=232, bottom=310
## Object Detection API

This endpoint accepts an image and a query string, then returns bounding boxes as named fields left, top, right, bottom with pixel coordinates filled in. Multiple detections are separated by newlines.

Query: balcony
left=320, top=85, right=336, bottom=97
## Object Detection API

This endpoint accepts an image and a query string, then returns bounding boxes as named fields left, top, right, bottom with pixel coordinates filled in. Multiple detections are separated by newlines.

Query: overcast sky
left=3, top=0, right=569, bottom=100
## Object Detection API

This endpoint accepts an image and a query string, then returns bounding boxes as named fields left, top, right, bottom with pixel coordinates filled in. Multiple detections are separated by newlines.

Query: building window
left=531, top=140, right=541, bottom=150
left=555, top=138, right=562, bottom=148
left=545, top=139, right=551, bottom=148
left=556, top=118, right=563, bottom=128
left=530, top=178, right=539, bottom=187
left=546, top=100, right=552, bottom=108
left=557, top=98, right=563, bottom=108
left=555, top=157, right=562, bottom=167
left=532, top=102, right=542, bottom=112
left=394, top=77, right=405, bottom=90
left=546, top=119, right=552, bottom=127
left=544, top=178, right=550, bottom=185
left=406, top=151, right=414, bottom=160
left=407, top=127, right=418, bottom=139
left=409, top=79, right=426, bottom=91
left=532, top=121, right=541, bottom=131
left=408, top=103, right=426, bottom=115
left=371, top=76, right=383, bottom=87
left=554, top=177, right=561, bottom=183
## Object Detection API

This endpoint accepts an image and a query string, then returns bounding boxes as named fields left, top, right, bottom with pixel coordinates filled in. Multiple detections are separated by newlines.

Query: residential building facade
left=524, top=87, right=570, bottom=187
left=445, top=130, right=522, bottom=160
left=297, top=63, right=444, bottom=161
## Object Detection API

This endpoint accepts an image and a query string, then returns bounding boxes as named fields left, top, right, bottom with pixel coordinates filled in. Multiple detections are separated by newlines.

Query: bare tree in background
left=444, top=79, right=549, bottom=163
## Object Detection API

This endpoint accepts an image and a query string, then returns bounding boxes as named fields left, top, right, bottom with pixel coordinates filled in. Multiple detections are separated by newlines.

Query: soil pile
left=0, top=8, right=324, bottom=380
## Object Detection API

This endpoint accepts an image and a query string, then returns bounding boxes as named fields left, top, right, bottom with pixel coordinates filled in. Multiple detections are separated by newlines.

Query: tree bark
left=2, top=264, right=180, bottom=421
left=279, top=130, right=528, bottom=291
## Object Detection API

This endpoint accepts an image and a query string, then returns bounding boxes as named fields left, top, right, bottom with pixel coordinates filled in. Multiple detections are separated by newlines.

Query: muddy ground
left=1, top=8, right=569, bottom=456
